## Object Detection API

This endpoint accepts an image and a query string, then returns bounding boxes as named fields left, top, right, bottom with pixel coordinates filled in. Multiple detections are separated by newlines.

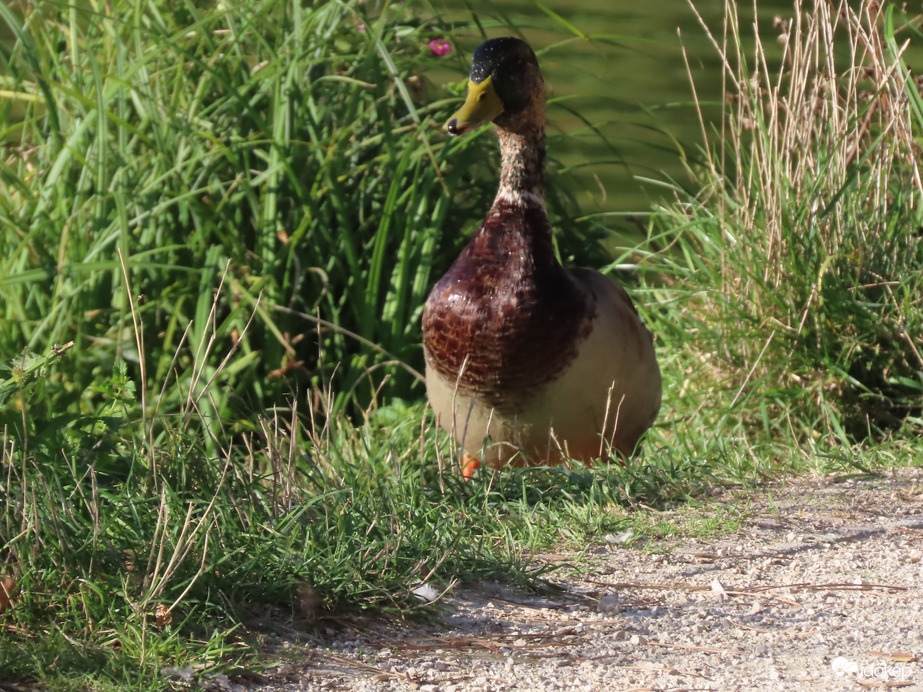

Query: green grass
left=0, top=343, right=712, bottom=689
left=1, top=0, right=461, bottom=420
left=614, top=505, right=744, bottom=551
left=0, top=0, right=609, bottom=419
left=1, top=0, right=923, bottom=689
left=639, top=0, right=923, bottom=457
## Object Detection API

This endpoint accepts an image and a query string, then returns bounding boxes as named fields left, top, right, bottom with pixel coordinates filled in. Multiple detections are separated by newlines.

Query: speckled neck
left=495, top=124, right=545, bottom=207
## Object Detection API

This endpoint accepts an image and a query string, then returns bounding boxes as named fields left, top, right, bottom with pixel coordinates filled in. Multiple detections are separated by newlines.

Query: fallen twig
left=587, top=579, right=908, bottom=594
left=646, top=641, right=746, bottom=655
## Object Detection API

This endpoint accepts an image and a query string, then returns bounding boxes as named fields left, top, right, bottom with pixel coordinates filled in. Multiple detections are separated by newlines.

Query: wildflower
left=428, top=38, right=451, bottom=57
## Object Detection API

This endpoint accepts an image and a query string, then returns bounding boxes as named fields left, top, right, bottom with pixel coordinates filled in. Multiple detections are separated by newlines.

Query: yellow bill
left=445, top=76, right=504, bottom=135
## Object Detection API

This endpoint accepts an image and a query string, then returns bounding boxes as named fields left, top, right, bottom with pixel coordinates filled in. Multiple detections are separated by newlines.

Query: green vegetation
left=636, top=1, right=923, bottom=462
left=616, top=505, right=744, bottom=550
left=1, top=0, right=921, bottom=689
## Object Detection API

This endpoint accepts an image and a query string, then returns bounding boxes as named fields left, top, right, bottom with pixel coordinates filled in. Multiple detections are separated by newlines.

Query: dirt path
left=229, top=468, right=923, bottom=692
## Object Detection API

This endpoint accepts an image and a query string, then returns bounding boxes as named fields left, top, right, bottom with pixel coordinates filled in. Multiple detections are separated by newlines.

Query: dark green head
left=445, top=37, right=545, bottom=136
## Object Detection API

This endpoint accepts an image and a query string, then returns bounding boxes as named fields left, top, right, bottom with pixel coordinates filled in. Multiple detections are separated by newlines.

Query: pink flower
left=428, top=38, right=451, bottom=57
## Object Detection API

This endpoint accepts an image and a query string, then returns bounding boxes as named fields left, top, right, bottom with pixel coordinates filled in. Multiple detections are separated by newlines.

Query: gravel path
left=228, top=468, right=923, bottom=692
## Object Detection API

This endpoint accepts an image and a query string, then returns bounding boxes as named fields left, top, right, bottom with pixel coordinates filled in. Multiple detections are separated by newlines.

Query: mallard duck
left=422, top=37, right=661, bottom=469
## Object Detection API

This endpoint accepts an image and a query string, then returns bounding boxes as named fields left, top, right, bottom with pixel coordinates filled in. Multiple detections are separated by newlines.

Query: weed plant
left=2, top=0, right=473, bottom=422
left=642, top=0, right=923, bottom=461
left=0, top=0, right=606, bottom=422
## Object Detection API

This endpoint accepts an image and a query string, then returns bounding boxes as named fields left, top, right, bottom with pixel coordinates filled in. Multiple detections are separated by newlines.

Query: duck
left=422, top=37, right=661, bottom=470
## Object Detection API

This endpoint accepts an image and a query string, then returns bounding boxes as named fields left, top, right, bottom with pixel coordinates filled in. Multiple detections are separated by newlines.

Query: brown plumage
left=423, top=37, right=661, bottom=468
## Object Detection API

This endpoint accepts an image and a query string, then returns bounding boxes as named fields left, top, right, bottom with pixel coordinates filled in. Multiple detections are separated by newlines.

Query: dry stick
left=726, top=590, right=801, bottom=607
left=194, top=268, right=262, bottom=408
left=591, top=578, right=803, bottom=608
left=453, top=355, right=474, bottom=471
left=285, top=400, right=299, bottom=510
left=749, top=581, right=909, bottom=593
left=730, top=619, right=783, bottom=634
left=147, top=502, right=195, bottom=600
left=270, top=303, right=424, bottom=383
left=322, top=650, right=474, bottom=686
left=398, top=637, right=502, bottom=653
left=678, top=30, right=719, bottom=188
left=144, top=454, right=232, bottom=606
left=605, top=662, right=710, bottom=679
left=320, top=651, right=410, bottom=679
left=588, top=579, right=908, bottom=594
left=647, top=640, right=745, bottom=656
left=867, top=651, right=919, bottom=662
left=728, top=329, right=776, bottom=410
left=686, top=0, right=740, bottom=93
left=183, top=270, right=224, bottom=419
left=117, top=249, right=150, bottom=469
left=400, top=633, right=582, bottom=653
left=165, top=518, right=215, bottom=616
left=603, top=391, right=626, bottom=460
left=143, top=486, right=171, bottom=589
left=151, top=320, right=193, bottom=423
left=881, top=281, right=923, bottom=371
left=431, top=408, right=446, bottom=493
left=842, top=39, right=910, bottom=171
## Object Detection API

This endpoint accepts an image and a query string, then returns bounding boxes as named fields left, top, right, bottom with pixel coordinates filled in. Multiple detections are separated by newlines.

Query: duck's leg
left=461, top=454, right=481, bottom=479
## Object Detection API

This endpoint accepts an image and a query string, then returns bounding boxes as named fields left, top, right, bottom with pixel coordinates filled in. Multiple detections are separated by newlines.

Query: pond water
left=433, top=0, right=795, bottom=218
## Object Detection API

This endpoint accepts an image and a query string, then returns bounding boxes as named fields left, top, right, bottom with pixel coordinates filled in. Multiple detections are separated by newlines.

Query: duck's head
left=445, top=37, right=545, bottom=137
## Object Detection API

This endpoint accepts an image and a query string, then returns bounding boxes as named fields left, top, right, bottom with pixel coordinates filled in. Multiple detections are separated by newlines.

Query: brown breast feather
left=422, top=199, right=594, bottom=411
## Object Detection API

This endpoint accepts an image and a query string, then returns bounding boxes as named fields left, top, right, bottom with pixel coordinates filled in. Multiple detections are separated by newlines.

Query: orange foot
left=461, top=455, right=480, bottom=480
